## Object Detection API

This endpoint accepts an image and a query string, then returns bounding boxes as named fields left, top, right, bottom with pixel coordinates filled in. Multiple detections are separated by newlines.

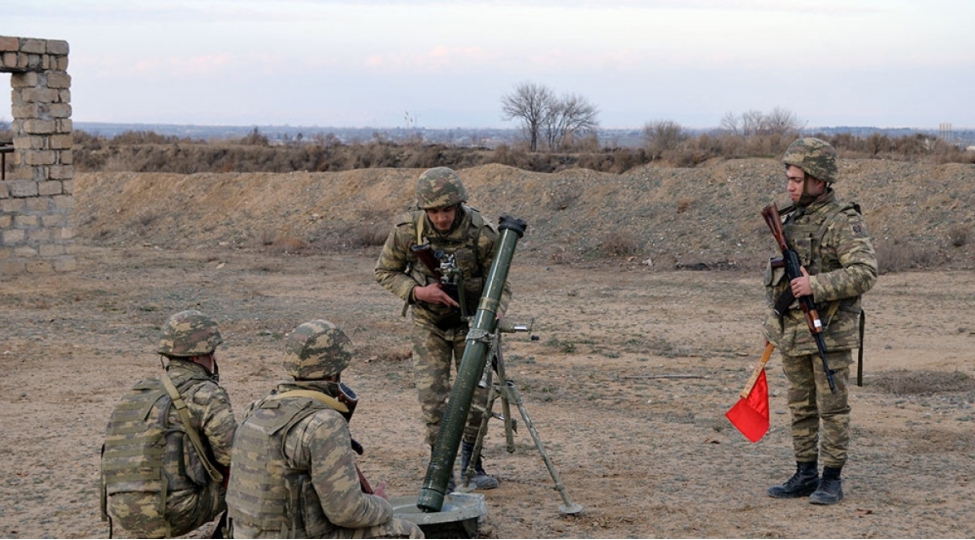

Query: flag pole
left=739, top=343, right=775, bottom=399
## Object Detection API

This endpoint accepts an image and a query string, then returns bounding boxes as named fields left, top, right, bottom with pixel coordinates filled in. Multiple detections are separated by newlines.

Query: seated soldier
left=101, top=310, right=236, bottom=538
left=226, top=319, right=423, bottom=539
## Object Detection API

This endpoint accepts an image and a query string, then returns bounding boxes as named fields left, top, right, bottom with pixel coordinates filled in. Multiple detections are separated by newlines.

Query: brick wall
left=0, top=35, right=76, bottom=277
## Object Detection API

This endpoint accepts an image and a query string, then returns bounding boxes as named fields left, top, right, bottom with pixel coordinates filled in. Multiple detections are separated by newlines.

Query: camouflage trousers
left=411, top=322, right=488, bottom=447
left=107, top=482, right=224, bottom=538
left=781, top=349, right=852, bottom=468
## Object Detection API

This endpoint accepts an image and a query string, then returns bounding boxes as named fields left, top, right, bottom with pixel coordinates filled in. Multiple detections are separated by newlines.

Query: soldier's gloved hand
left=414, top=283, right=460, bottom=308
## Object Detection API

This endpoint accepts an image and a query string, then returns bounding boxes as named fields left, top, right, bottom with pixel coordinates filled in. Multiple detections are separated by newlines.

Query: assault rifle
left=412, top=244, right=470, bottom=317
left=762, top=203, right=837, bottom=393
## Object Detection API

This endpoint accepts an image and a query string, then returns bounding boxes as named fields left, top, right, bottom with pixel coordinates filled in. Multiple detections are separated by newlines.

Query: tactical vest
left=226, top=393, right=343, bottom=538
left=406, top=205, right=489, bottom=327
left=764, top=200, right=866, bottom=354
left=100, top=372, right=212, bottom=535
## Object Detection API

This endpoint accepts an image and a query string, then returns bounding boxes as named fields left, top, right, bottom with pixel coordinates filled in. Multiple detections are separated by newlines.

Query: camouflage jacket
left=227, top=381, right=392, bottom=538
left=762, top=190, right=878, bottom=355
left=374, top=205, right=511, bottom=329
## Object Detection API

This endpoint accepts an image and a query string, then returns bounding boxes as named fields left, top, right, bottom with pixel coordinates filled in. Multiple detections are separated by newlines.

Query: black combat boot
left=767, top=461, right=819, bottom=498
left=809, top=466, right=843, bottom=505
left=460, top=440, right=499, bottom=490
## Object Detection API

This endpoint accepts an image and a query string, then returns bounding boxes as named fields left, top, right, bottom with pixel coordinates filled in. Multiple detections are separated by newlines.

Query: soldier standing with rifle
left=375, top=167, right=511, bottom=491
left=762, top=138, right=877, bottom=505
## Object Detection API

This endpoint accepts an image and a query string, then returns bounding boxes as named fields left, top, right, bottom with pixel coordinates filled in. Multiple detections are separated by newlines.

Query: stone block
left=47, top=72, right=71, bottom=89
left=49, top=103, right=72, bottom=118
left=21, top=88, right=59, bottom=104
left=27, top=54, right=44, bottom=71
left=38, top=181, right=62, bottom=196
left=0, top=215, right=10, bottom=227
left=0, top=36, right=18, bottom=52
left=14, top=245, right=37, bottom=257
left=50, top=165, right=74, bottom=180
left=1, top=198, right=25, bottom=213
left=26, top=259, right=54, bottom=274
left=2, top=228, right=26, bottom=245
left=61, top=179, right=73, bottom=194
left=21, top=39, right=45, bottom=54
left=49, top=134, right=73, bottom=150
left=12, top=135, right=46, bottom=149
left=41, top=213, right=64, bottom=227
left=25, top=150, right=57, bottom=166
left=14, top=214, right=39, bottom=227
left=0, top=182, right=8, bottom=199
left=26, top=197, right=51, bottom=212
left=39, top=244, right=64, bottom=257
left=11, top=103, right=40, bottom=118
left=60, top=151, right=74, bottom=165
left=28, top=228, right=51, bottom=242
left=60, top=226, right=75, bottom=240
left=10, top=71, right=39, bottom=88
left=1, top=51, right=17, bottom=69
left=48, top=41, right=69, bottom=55
left=24, top=119, right=57, bottom=134
left=58, top=118, right=73, bottom=132
left=8, top=180, right=38, bottom=197
left=0, top=259, right=27, bottom=276
left=57, top=56, right=69, bottom=71
left=53, top=256, right=76, bottom=272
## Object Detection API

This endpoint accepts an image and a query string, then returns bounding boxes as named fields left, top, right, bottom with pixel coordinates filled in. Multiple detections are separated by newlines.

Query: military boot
left=768, top=461, right=819, bottom=498
left=809, top=466, right=843, bottom=505
left=460, top=440, right=499, bottom=490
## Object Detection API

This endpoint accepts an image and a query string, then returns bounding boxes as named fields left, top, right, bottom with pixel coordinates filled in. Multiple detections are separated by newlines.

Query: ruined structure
left=0, top=35, right=75, bottom=277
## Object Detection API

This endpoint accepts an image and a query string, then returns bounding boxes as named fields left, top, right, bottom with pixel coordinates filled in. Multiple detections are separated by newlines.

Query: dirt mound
left=74, top=159, right=975, bottom=271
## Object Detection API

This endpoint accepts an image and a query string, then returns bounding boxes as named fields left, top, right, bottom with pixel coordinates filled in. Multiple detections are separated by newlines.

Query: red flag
left=725, top=343, right=774, bottom=443
left=725, top=369, right=769, bottom=442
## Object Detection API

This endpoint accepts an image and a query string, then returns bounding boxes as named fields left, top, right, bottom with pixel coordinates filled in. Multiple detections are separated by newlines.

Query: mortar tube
left=417, top=215, right=527, bottom=513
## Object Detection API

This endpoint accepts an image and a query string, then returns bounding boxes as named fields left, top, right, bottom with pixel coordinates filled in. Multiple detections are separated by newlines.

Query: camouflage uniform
left=102, top=310, right=237, bottom=538
left=763, top=139, right=877, bottom=473
left=103, top=359, right=237, bottom=538
left=226, top=320, right=423, bottom=539
left=374, top=168, right=511, bottom=448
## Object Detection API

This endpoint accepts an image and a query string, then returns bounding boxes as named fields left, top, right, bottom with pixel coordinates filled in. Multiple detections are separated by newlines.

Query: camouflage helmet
left=783, top=137, right=838, bottom=184
left=415, top=167, right=468, bottom=209
left=284, top=319, right=354, bottom=380
left=157, top=310, right=223, bottom=357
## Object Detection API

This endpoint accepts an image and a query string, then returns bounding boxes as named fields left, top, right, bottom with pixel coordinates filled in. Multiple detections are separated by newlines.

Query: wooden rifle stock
left=412, top=244, right=443, bottom=280
left=761, top=203, right=837, bottom=393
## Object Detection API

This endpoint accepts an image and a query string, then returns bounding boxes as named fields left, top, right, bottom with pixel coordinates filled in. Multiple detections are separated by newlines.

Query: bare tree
left=721, top=108, right=803, bottom=137
left=741, top=110, right=765, bottom=136
left=642, top=120, right=687, bottom=158
left=542, top=93, right=600, bottom=152
left=719, top=112, right=741, bottom=135
left=500, top=82, right=555, bottom=152
left=764, top=106, right=804, bottom=136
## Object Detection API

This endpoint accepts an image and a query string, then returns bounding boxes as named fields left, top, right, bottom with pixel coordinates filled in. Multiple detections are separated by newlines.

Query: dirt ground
left=2, top=160, right=975, bottom=538
left=2, top=244, right=975, bottom=539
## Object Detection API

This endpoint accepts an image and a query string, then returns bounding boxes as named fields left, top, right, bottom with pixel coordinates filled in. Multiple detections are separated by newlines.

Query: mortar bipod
left=459, top=322, right=583, bottom=515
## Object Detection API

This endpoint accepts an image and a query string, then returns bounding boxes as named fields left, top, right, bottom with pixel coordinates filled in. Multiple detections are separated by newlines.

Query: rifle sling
left=160, top=374, right=224, bottom=485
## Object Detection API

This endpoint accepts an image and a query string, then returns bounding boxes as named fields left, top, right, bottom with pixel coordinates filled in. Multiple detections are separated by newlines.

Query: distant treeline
left=70, top=128, right=975, bottom=175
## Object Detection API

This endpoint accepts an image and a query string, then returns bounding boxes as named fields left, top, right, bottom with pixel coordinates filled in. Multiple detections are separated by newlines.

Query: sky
left=5, top=1, right=975, bottom=130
